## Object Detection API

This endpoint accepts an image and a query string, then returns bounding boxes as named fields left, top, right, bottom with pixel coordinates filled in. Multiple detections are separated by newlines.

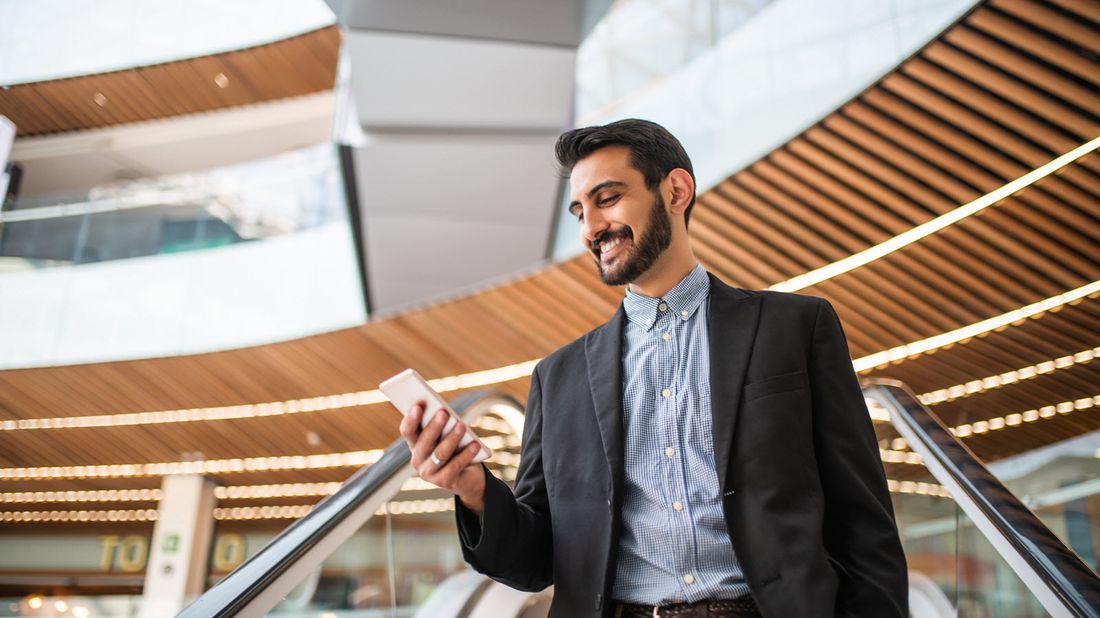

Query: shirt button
left=658, top=303, right=668, bottom=312
left=673, top=501, right=683, bottom=511
left=661, top=332, right=671, bottom=341
left=683, top=574, right=695, bottom=585
left=665, top=447, right=675, bottom=458
left=681, top=309, right=689, bottom=317
left=661, top=388, right=671, bottom=398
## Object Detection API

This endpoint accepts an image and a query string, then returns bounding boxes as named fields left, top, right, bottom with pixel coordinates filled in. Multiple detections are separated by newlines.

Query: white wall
left=0, top=223, right=366, bottom=368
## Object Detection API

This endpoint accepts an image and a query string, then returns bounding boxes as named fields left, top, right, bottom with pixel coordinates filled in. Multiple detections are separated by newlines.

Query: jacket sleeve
left=809, top=299, right=908, bottom=616
left=454, top=363, right=554, bottom=591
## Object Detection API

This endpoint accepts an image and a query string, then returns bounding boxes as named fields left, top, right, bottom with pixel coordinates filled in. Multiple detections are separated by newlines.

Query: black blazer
left=457, top=274, right=908, bottom=617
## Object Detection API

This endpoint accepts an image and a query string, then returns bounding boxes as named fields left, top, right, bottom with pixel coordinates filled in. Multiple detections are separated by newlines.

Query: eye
left=599, top=195, right=619, bottom=206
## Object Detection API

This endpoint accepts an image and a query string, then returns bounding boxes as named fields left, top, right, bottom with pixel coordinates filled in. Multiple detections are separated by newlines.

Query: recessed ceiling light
left=92, top=92, right=107, bottom=107
left=214, top=73, right=229, bottom=88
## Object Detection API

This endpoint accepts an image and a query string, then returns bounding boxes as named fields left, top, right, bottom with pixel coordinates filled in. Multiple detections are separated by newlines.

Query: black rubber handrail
left=865, top=379, right=1100, bottom=617
left=179, top=390, right=515, bottom=617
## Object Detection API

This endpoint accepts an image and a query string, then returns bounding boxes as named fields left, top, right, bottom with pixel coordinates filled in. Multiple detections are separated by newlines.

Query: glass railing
left=180, top=381, right=1100, bottom=617
left=866, top=379, right=1100, bottom=617
left=0, top=144, right=346, bottom=270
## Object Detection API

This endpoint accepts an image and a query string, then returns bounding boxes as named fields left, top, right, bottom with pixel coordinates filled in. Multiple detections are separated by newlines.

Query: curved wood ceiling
left=0, top=0, right=1097, bottom=526
left=0, top=26, right=340, bottom=138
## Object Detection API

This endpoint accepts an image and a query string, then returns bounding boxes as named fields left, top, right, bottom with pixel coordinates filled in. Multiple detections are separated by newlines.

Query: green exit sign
left=162, top=533, right=179, bottom=553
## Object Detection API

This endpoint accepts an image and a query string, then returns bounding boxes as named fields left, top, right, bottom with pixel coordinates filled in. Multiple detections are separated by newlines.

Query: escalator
left=182, top=382, right=1100, bottom=617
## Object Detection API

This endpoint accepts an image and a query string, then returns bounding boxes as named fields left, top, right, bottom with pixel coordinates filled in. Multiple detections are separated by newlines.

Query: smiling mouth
left=593, top=230, right=631, bottom=261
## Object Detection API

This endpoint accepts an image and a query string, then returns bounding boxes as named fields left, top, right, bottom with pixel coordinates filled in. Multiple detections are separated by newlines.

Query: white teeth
left=599, top=238, right=622, bottom=253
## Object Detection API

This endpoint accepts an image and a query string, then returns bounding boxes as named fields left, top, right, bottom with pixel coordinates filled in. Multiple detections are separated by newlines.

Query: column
left=140, top=474, right=217, bottom=617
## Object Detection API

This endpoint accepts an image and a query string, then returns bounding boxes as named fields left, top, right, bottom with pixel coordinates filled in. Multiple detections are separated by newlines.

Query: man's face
left=568, top=146, right=673, bottom=286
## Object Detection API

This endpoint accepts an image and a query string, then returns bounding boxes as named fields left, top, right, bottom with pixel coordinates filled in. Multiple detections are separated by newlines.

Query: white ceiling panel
left=354, top=132, right=562, bottom=224
left=347, top=31, right=575, bottom=130
left=364, top=213, right=548, bottom=313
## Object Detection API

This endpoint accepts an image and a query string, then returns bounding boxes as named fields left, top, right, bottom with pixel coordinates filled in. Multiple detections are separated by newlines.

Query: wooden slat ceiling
left=0, top=26, right=340, bottom=138
left=1, top=0, right=1098, bottom=525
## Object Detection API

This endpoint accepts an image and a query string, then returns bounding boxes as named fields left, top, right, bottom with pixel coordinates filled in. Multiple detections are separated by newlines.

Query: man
left=400, top=119, right=908, bottom=617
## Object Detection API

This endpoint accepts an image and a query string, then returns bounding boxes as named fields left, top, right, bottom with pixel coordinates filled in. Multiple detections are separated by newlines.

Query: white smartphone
left=379, top=368, right=492, bottom=464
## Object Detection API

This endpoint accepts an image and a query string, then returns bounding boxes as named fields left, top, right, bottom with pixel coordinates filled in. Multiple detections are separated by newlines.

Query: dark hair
left=555, top=118, right=696, bottom=227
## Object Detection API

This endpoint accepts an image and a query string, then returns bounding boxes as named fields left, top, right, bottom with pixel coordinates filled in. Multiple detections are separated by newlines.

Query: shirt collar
left=623, top=263, right=709, bottom=330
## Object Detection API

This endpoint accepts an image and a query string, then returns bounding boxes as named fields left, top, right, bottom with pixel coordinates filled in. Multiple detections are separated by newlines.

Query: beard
left=594, top=192, right=672, bottom=286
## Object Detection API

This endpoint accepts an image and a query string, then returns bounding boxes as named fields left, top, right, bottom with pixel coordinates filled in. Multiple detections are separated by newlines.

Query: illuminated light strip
left=0, top=498, right=460, bottom=523
left=214, top=482, right=341, bottom=500
left=13, top=478, right=953, bottom=523
left=213, top=505, right=313, bottom=521
left=853, top=280, right=1100, bottom=372
left=951, top=395, right=1098, bottom=438
left=919, top=347, right=1099, bottom=405
left=0, top=450, right=383, bottom=480
left=0, top=509, right=158, bottom=523
left=769, top=136, right=1100, bottom=293
left=0, top=360, right=538, bottom=431
left=880, top=449, right=923, bottom=465
left=0, top=488, right=163, bottom=503
left=886, top=479, right=950, bottom=498
left=0, top=469, right=525, bottom=503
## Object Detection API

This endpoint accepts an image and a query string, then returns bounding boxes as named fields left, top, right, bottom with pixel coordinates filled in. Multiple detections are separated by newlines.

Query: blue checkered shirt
left=612, top=264, right=751, bottom=604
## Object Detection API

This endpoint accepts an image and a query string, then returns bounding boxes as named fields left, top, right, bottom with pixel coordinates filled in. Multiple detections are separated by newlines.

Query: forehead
left=568, top=145, right=644, bottom=198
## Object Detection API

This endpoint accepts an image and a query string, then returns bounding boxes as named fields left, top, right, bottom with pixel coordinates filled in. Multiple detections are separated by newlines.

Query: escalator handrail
left=179, top=390, right=520, bottom=617
left=864, top=379, right=1100, bottom=617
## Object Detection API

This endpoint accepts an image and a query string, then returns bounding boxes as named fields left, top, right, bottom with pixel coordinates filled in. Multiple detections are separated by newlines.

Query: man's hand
left=399, top=402, right=486, bottom=514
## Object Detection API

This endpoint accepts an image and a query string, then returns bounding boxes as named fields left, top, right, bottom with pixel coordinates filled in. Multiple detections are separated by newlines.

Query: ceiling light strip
left=0, top=360, right=537, bottom=432
left=768, top=136, right=1100, bottom=293
left=0, top=488, right=164, bottom=503
left=880, top=449, right=923, bottom=465
left=918, top=347, right=1099, bottom=406
left=0, top=450, right=384, bottom=481
left=0, top=509, right=158, bottom=523
left=886, top=479, right=949, bottom=498
left=853, top=280, right=1100, bottom=372
left=4, top=479, right=947, bottom=523
left=951, top=395, right=1098, bottom=438
left=0, top=467, right=522, bottom=502
left=919, top=347, right=1091, bottom=404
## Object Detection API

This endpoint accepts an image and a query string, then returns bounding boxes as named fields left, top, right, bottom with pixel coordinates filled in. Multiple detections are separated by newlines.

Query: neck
left=627, top=242, right=698, bottom=298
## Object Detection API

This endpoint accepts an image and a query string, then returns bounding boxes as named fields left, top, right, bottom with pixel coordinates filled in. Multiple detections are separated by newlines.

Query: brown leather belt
left=614, top=597, right=762, bottom=617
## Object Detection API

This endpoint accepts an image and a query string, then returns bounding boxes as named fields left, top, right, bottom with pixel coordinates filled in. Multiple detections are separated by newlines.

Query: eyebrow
left=568, top=180, right=626, bottom=214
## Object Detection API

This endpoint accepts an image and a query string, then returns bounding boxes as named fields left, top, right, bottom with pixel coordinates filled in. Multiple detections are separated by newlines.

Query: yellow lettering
left=117, top=535, right=148, bottom=573
left=213, top=533, right=245, bottom=572
left=99, top=535, right=120, bottom=571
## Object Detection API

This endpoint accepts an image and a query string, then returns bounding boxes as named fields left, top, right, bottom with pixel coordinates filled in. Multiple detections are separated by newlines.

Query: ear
left=665, top=168, right=695, bottom=217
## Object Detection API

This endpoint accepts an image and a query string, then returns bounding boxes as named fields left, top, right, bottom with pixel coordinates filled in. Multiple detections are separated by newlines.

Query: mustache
left=591, top=228, right=632, bottom=253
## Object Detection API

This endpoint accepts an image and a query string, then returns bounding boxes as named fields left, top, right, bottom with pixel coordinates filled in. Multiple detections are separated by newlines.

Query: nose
left=579, top=206, right=608, bottom=245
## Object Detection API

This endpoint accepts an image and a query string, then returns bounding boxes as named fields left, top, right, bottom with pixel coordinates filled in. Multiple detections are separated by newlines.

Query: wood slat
left=0, top=26, right=340, bottom=137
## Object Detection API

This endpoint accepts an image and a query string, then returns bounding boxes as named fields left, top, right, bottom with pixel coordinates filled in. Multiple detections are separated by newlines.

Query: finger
left=433, top=420, right=466, bottom=464
left=399, top=402, right=423, bottom=443
left=438, top=442, right=482, bottom=485
left=411, top=408, right=448, bottom=466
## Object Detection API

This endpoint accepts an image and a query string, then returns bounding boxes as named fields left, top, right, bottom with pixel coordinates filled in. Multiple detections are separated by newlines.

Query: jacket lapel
left=707, top=274, right=762, bottom=490
left=585, top=304, right=626, bottom=493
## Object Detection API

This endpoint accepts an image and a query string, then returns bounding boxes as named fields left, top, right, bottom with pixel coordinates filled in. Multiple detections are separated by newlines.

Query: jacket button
left=594, top=593, right=603, bottom=609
